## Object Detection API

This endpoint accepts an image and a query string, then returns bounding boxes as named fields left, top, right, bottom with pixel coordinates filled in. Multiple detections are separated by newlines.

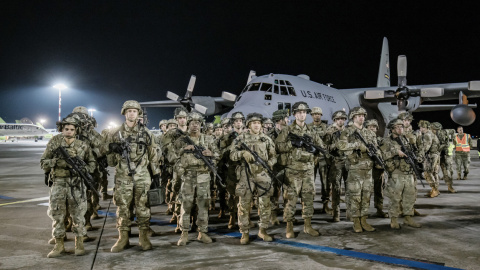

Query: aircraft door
left=278, top=102, right=284, bottom=110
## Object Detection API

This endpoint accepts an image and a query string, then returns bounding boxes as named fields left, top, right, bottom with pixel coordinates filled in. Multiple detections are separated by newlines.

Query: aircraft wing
left=138, top=100, right=183, bottom=108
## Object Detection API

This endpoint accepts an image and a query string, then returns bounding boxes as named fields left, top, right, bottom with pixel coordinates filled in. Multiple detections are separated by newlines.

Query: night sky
left=1, top=2, right=479, bottom=134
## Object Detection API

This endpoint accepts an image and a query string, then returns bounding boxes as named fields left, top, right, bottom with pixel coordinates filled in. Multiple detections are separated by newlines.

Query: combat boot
left=448, top=184, right=457, bottom=193
left=47, top=237, right=65, bottom=258
left=404, top=216, right=422, bottom=228
left=197, top=232, right=212, bottom=244
left=174, top=219, right=181, bottom=233
left=102, top=192, right=113, bottom=201
left=258, top=228, right=273, bottom=242
left=146, top=226, right=156, bottom=237
left=376, top=209, right=389, bottom=218
left=353, top=218, right=363, bottom=233
left=177, top=231, right=188, bottom=246
left=111, top=230, right=130, bottom=253
left=463, top=173, right=468, bottom=180
left=228, top=213, right=236, bottom=229
left=303, top=218, right=320, bottom=236
left=75, top=236, right=85, bottom=256
left=286, top=221, right=295, bottom=238
left=360, top=216, right=375, bottom=232
left=323, top=202, right=333, bottom=215
left=429, top=188, right=440, bottom=198
left=85, top=220, right=93, bottom=231
left=457, top=172, right=461, bottom=180
left=390, top=217, right=400, bottom=229
left=333, top=209, right=340, bottom=222
left=139, top=229, right=152, bottom=250
left=91, top=211, right=100, bottom=220
left=424, top=189, right=433, bottom=197
left=240, top=233, right=250, bottom=245
left=413, top=209, right=422, bottom=216
left=48, top=235, right=66, bottom=245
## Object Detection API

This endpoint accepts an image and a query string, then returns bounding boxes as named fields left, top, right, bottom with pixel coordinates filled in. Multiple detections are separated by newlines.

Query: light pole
left=88, top=109, right=96, bottom=117
left=53, top=84, right=68, bottom=122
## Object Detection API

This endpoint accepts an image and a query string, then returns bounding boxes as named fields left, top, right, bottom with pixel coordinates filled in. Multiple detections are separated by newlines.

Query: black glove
left=109, top=143, right=123, bottom=154
left=151, top=174, right=160, bottom=189
left=44, top=172, right=53, bottom=187
left=305, top=145, right=318, bottom=154
left=291, top=139, right=303, bottom=148
left=98, top=156, right=108, bottom=168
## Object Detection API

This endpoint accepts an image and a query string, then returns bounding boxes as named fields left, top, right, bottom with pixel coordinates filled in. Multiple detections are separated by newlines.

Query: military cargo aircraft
left=139, top=37, right=480, bottom=134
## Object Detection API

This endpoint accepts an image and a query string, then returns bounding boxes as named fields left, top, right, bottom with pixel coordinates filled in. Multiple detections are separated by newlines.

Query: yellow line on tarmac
left=0, top=196, right=49, bottom=207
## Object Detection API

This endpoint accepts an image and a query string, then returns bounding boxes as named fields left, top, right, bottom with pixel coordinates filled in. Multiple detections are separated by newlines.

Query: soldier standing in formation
left=106, top=100, right=160, bottom=252
left=417, top=120, right=440, bottom=198
left=230, top=113, right=277, bottom=244
left=432, top=123, right=457, bottom=193
left=454, top=126, right=472, bottom=180
left=41, top=117, right=96, bottom=257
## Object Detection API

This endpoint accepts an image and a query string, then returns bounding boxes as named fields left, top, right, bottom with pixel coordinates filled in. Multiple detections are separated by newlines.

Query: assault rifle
left=55, top=146, right=100, bottom=197
left=394, top=136, right=426, bottom=187
left=354, top=130, right=386, bottom=170
left=238, top=141, right=287, bottom=186
left=118, top=132, right=136, bottom=177
left=287, top=132, right=329, bottom=157
left=177, top=129, right=225, bottom=188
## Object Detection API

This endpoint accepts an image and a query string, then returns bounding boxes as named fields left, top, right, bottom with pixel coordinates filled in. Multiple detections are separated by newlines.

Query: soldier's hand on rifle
left=109, top=143, right=123, bottom=154
left=151, top=174, right=160, bottom=188
left=356, top=142, right=367, bottom=152
left=290, top=138, right=303, bottom=148
left=184, top=145, right=195, bottom=151
left=398, top=150, right=406, bottom=158
left=56, top=159, right=67, bottom=168
left=202, top=149, right=212, bottom=156
left=242, top=151, right=255, bottom=163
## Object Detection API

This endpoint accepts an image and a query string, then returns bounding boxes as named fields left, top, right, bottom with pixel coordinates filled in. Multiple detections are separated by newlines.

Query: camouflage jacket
left=417, top=130, right=440, bottom=157
left=338, top=124, right=378, bottom=170
left=435, top=130, right=450, bottom=154
left=40, top=134, right=96, bottom=179
left=219, top=129, right=243, bottom=166
left=275, top=121, right=324, bottom=171
left=175, top=133, right=219, bottom=173
left=307, top=122, right=328, bottom=139
left=380, top=135, right=415, bottom=173
left=323, top=123, right=345, bottom=160
left=230, top=132, right=277, bottom=174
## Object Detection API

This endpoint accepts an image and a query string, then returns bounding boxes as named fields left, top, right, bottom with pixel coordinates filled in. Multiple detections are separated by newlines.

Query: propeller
left=364, top=55, right=444, bottom=111
left=166, top=75, right=207, bottom=114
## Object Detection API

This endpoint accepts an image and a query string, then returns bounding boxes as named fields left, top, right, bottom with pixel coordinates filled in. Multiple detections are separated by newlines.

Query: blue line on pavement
left=0, top=195, right=14, bottom=199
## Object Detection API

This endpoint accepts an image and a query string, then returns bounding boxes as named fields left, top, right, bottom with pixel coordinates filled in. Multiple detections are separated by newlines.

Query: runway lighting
left=88, top=108, right=96, bottom=117
left=53, top=84, right=68, bottom=121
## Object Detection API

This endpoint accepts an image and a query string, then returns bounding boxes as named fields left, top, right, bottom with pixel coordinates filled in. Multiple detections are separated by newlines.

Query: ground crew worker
left=308, top=107, right=331, bottom=214
left=432, top=123, right=456, bottom=193
left=323, top=110, right=348, bottom=222
left=175, top=112, right=218, bottom=246
left=40, top=117, right=96, bottom=258
left=338, top=107, right=379, bottom=233
left=106, top=100, right=160, bottom=252
left=454, top=126, right=472, bottom=180
left=380, top=119, right=422, bottom=229
left=417, top=120, right=440, bottom=198
left=230, top=113, right=277, bottom=244
left=365, top=119, right=388, bottom=218
left=276, top=102, right=324, bottom=238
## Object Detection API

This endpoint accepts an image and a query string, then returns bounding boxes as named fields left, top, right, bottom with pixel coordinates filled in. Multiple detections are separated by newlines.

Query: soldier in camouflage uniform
left=204, top=122, right=214, bottom=136
left=267, top=109, right=289, bottom=225
left=213, top=123, right=223, bottom=139
left=431, top=123, right=456, bottom=193
left=308, top=107, right=331, bottom=214
left=323, top=110, right=348, bottom=222
left=215, top=118, right=231, bottom=219
left=159, top=119, right=168, bottom=134
left=161, top=119, right=177, bottom=215
left=230, top=113, right=277, bottom=244
left=365, top=119, right=388, bottom=218
left=454, top=126, right=472, bottom=180
left=338, top=107, right=379, bottom=233
left=106, top=100, right=160, bottom=252
left=175, top=112, right=219, bottom=246
left=219, top=112, right=245, bottom=229
left=276, top=102, right=324, bottom=238
left=263, top=118, right=274, bottom=134
left=380, top=119, right=422, bottom=229
left=417, top=120, right=440, bottom=198
left=41, top=117, right=96, bottom=257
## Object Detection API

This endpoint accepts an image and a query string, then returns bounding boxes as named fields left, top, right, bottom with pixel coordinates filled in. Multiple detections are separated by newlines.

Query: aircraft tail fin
left=0, top=117, right=5, bottom=123
left=377, top=37, right=390, bottom=87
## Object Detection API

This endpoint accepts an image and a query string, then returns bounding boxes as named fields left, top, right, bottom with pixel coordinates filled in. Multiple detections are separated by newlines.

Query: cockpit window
left=288, top=87, right=296, bottom=96
left=280, top=86, right=288, bottom=95
left=280, top=80, right=286, bottom=85
left=286, top=81, right=292, bottom=86
left=260, top=83, right=272, bottom=91
left=248, top=83, right=261, bottom=91
left=273, top=85, right=279, bottom=94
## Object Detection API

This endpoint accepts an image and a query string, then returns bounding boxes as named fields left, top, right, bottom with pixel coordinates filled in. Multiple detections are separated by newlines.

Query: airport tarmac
left=0, top=139, right=479, bottom=270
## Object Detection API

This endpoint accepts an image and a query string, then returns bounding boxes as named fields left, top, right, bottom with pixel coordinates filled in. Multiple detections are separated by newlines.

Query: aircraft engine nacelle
left=450, top=104, right=476, bottom=126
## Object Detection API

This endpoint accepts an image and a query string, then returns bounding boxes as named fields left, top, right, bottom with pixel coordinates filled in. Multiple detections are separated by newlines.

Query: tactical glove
left=151, top=174, right=160, bottom=188
left=109, top=143, right=123, bottom=154
left=242, top=151, right=255, bottom=163
left=291, top=139, right=303, bottom=148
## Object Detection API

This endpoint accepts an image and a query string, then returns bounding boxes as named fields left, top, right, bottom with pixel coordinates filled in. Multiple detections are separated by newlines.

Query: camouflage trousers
left=171, top=171, right=182, bottom=217
left=346, top=169, right=373, bottom=218
left=455, top=151, right=470, bottom=175
left=226, top=165, right=240, bottom=215
left=113, top=174, right=151, bottom=231
left=438, top=154, right=453, bottom=185
left=236, top=166, right=273, bottom=233
left=178, top=170, right=210, bottom=233
left=384, top=170, right=416, bottom=217
left=283, top=167, right=315, bottom=221
left=329, top=158, right=347, bottom=212
left=424, top=154, right=440, bottom=189
left=270, top=165, right=285, bottom=213
left=372, top=167, right=385, bottom=210
left=314, top=159, right=329, bottom=203
left=48, top=177, right=87, bottom=238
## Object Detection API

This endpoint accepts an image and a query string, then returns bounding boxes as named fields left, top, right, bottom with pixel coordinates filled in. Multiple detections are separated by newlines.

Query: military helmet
left=272, top=109, right=289, bottom=122
left=187, top=112, right=204, bottom=125
left=348, top=107, right=367, bottom=120
left=365, top=119, right=379, bottom=128
left=213, top=123, right=222, bottom=130
left=263, top=118, right=273, bottom=125
left=332, top=110, right=347, bottom=120
left=205, top=122, right=214, bottom=129
left=292, top=101, right=311, bottom=114
left=397, top=112, right=414, bottom=121
left=174, top=107, right=188, bottom=119
left=167, top=118, right=178, bottom=126
left=431, top=122, right=442, bottom=130
left=72, top=106, right=88, bottom=115
left=231, top=111, right=245, bottom=121
left=310, top=107, right=323, bottom=115
left=246, top=113, right=264, bottom=127
left=418, top=120, right=431, bottom=128
left=159, top=119, right=167, bottom=127
left=121, top=100, right=143, bottom=115
left=57, top=116, right=78, bottom=132
left=221, top=118, right=231, bottom=127
left=387, top=118, right=404, bottom=130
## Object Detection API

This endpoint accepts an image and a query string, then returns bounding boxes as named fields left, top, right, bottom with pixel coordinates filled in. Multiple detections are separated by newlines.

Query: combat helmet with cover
left=272, top=109, right=289, bottom=122
left=332, top=110, right=347, bottom=121
left=292, top=101, right=311, bottom=114
left=56, top=116, right=79, bottom=132
left=397, top=112, right=414, bottom=121
left=310, top=107, right=323, bottom=115
left=365, top=119, right=379, bottom=128
left=431, top=122, right=442, bottom=130
left=121, top=100, right=143, bottom=116
left=387, top=118, right=404, bottom=130
left=246, top=113, right=264, bottom=127
left=159, top=119, right=168, bottom=127
left=174, top=107, right=188, bottom=119
left=418, top=120, right=431, bottom=128
left=221, top=118, right=231, bottom=127
left=72, top=106, right=88, bottom=115
left=187, top=112, right=204, bottom=125
left=348, top=107, right=367, bottom=120
left=231, top=112, right=245, bottom=121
